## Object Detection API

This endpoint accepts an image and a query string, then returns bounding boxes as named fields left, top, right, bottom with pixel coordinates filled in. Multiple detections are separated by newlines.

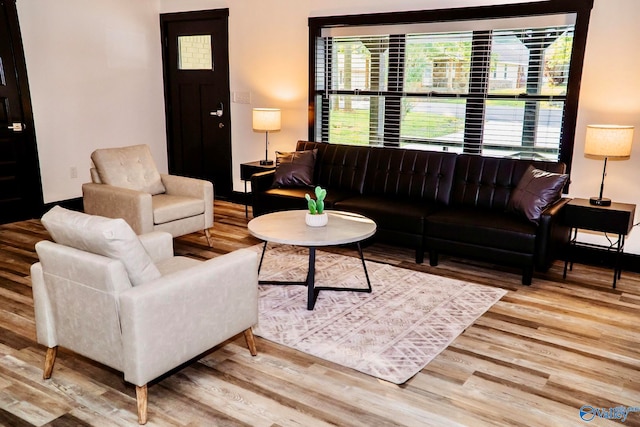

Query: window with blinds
left=309, top=1, right=593, bottom=164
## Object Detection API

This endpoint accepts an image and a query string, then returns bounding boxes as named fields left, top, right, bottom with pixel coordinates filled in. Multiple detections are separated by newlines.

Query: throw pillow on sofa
left=272, top=149, right=318, bottom=188
left=507, top=165, right=569, bottom=224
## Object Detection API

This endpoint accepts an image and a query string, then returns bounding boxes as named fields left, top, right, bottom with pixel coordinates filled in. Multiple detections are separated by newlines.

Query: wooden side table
left=562, top=197, right=636, bottom=288
left=240, top=161, right=276, bottom=218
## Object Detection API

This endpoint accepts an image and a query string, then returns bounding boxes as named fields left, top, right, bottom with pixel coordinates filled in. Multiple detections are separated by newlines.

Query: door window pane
left=178, top=35, right=213, bottom=70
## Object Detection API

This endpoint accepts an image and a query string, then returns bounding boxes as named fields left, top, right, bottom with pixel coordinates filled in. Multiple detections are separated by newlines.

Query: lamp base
left=589, top=196, right=611, bottom=206
left=260, top=159, right=274, bottom=166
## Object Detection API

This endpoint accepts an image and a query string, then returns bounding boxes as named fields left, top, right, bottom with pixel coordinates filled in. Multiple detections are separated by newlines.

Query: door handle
left=7, top=122, right=25, bottom=132
left=209, top=102, right=224, bottom=117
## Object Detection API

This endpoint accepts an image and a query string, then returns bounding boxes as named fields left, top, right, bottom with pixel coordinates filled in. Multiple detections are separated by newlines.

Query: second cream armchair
left=82, top=144, right=214, bottom=245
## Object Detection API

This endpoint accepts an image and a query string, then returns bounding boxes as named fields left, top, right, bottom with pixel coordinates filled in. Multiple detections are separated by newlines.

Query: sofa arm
left=161, top=174, right=214, bottom=229
left=82, top=183, right=154, bottom=234
left=118, top=248, right=258, bottom=386
left=138, top=231, right=174, bottom=263
left=250, top=170, right=276, bottom=217
left=535, top=197, right=572, bottom=270
left=250, top=170, right=275, bottom=193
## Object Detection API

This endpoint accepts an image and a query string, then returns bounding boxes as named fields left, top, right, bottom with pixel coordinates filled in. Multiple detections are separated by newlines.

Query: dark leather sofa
left=251, top=141, right=570, bottom=285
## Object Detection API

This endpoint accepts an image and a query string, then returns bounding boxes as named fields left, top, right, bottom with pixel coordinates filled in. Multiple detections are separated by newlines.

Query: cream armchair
left=82, top=144, right=214, bottom=246
left=31, top=206, right=258, bottom=424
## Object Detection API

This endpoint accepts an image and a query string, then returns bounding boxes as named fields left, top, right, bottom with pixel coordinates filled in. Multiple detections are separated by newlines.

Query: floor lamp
left=253, top=108, right=281, bottom=166
left=584, top=124, right=634, bottom=206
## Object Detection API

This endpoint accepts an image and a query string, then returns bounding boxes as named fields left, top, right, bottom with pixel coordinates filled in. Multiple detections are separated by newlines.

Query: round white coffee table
left=247, top=210, right=377, bottom=310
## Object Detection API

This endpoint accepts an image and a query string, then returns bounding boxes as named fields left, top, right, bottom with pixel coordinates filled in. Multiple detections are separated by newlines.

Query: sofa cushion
left=507, top=165, right=569, bottom=224
left=272, top=149, right=317, bottom=188
left=41, top=206, right=161, bottom=286
left=450, top=154, right=566, bottom=211
left=91, top=144, right=166, bottom=195
left=426, top=207, right=537, bottom=254
left=296, top=141, right=370, bottom=194
left=152, top=194, right=205, bottom=225
left=336, top=196, right=440, bottom=235
left=363, top=148, right=457, bottom=205
left=262, top=186, right=357, bottom=208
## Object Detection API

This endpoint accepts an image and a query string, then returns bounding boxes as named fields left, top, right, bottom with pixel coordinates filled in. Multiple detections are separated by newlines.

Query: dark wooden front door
left=0, top=0, right=41, bottom=223
left=161, top=9, right=232, bottom=197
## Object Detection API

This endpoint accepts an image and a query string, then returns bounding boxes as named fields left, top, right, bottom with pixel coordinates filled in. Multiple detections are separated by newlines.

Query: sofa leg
left=136, top=384, right=148, bottom=425
left=415, top=249, right=424, bottom=264
left=204, top=228, right=213, bottom=247
left=522, top=268, right=533, bottom=286
left=43, top=346, right=57, bottom=379
left=429, top=251, right=439, bottom=267
left=244, top=328, right=258, bottom=356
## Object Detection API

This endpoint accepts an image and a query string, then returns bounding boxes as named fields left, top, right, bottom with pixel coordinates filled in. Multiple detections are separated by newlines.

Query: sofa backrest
left=363, top=147, right=457, bottom=204
left=296, top=141, right=370, bottom=194
left=450, top=154, right=566, bottom=210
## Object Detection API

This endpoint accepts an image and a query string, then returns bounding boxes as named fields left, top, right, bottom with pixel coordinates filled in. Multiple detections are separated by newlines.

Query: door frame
left=1, top=0, right=43, bottom=219
left=159, top=8, right=232, bottom=195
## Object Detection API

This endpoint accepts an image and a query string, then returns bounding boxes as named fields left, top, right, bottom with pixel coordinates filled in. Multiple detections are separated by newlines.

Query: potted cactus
left=305, top=186, right=328, bottom=227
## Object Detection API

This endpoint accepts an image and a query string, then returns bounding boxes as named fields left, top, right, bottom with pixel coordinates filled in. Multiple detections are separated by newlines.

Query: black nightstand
left=562, top=198, right=636, bottom=288
left=240, top=161, right=276, bottom=218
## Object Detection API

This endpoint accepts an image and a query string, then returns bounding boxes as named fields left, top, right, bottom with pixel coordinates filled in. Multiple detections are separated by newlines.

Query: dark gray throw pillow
left=272, top=149, right=318, bottom=188
left=507, top=165, right=569, bottom=225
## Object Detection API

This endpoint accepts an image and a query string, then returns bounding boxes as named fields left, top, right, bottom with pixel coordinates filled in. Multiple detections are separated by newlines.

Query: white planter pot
left=305, top=212, right=328, bottom=227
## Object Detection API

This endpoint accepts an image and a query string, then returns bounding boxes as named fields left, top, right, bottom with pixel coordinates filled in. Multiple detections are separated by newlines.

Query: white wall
left=17, top=0, right=640, bottom=254
left=17, top=0, right=167, bottom=203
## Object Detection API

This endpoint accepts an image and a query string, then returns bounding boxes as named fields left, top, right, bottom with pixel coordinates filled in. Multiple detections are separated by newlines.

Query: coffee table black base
left=258, top=242, right=372, bottom=310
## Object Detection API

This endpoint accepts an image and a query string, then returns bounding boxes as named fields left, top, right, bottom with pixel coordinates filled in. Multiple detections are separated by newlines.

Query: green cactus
left=305, top=193, right=317, bottom=214
left=305, top=186, right=327, bottom=214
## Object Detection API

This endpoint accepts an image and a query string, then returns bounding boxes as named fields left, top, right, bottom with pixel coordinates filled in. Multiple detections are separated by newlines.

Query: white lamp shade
left=584, top=125, right=634, bottom=159
left=253, top=108, right=281, bottom=132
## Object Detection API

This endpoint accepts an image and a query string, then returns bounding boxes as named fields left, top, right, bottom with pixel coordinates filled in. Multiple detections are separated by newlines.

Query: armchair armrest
left=82, top=183, right=154, bottom=234
left=138, top=231, right=174, bottom=263
left=118, top=248, right=258, bottom=386
left=161, top=174, right=214, bottom=229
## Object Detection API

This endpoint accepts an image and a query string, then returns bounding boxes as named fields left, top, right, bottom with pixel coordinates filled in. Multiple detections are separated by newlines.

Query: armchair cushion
left=152, top=194, right=205, bottom=225
left=91, top=144, right=166, bottom=195
left=41, top=206, right=161, bottom=286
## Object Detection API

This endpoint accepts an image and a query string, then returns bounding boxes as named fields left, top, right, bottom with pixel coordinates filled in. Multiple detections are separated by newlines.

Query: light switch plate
left=232, top=91, right=251, bottom=104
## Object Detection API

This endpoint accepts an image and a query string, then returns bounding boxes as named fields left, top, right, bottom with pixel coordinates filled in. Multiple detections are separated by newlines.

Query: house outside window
left=309, top=0, right=593, bottom=168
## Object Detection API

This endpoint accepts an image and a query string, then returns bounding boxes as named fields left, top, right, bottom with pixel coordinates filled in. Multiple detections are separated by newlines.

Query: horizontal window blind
left=310, top=3, right=590, bottom=164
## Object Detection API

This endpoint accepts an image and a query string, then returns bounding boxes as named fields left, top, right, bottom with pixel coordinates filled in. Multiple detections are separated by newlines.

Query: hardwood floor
left=1, top=200, right=639, bottom=426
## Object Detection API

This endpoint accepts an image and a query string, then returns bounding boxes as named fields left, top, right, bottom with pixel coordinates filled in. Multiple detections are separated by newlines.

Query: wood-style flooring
left=0, top=200, right=639, bottom=426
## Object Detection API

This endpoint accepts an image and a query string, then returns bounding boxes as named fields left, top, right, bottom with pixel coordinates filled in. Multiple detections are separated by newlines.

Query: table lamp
left=584, top=124, right=634, bottom=206
left=253, top=108, right=281, bottom=165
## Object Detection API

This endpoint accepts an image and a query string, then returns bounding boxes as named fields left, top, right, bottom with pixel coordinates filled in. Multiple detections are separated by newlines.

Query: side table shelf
left=562, top=198, right=635, bottom=288
left=240, top=161, right=276, bottom=218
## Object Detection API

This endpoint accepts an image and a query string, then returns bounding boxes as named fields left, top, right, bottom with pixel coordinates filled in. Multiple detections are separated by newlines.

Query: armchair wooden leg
left=136, top=385, right=148, bottom=425
left=243, top=328, right=257, bottom=356
left=204, top=228, right=213, bottom=247
left=43, top=346, right=57, bottom=379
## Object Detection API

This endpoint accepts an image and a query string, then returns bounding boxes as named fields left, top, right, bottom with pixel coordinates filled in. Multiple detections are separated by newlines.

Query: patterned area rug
left=250, top=244, right=507, bottom=384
